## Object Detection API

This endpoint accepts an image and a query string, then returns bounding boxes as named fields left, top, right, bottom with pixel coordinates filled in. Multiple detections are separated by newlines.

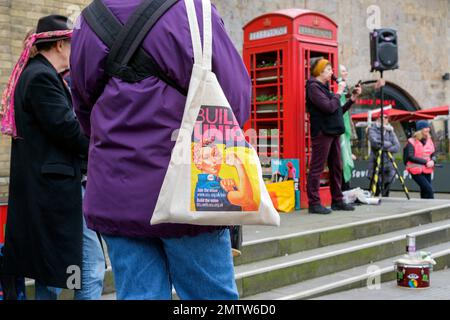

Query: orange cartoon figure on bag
left=193, top=137, right=258, bottom=212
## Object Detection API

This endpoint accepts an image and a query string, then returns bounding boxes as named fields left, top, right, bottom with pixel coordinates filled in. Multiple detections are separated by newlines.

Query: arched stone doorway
left=353, top=80, right=419, bottom=113
left=351, top=80, right=419, bottom=160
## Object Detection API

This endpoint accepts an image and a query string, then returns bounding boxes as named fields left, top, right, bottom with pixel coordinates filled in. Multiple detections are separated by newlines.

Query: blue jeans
left=35, top=186, right=106, bottom=300
left=102, top=229, right=238, bottom=300
left=412, top=173, right=434, bottom=199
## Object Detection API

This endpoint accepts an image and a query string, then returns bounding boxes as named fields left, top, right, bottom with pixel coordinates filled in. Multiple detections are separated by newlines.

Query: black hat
left=34, top=15, right=72, bottom=45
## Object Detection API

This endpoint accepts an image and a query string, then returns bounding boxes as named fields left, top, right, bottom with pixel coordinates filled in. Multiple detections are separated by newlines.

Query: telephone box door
left=300, top=45, right=338, bottom=208
left=244, top=43, right=291, bottom=176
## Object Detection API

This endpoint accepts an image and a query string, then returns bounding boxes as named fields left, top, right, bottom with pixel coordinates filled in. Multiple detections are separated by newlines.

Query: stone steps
left=235, top=202, right=450, bottom=267
left=244, top=242, right=450, bottom=300
left=235, top=220, right=450, bottom=298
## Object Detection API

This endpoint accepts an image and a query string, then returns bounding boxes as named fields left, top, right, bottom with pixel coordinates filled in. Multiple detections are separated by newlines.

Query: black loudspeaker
left=370, top=28, right=399, bottom=72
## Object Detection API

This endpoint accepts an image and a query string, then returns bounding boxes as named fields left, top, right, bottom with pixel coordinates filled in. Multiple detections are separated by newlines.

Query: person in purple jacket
left=70, top=0, right=250, bottom=300
left=306, top=58, right=362, bottom=215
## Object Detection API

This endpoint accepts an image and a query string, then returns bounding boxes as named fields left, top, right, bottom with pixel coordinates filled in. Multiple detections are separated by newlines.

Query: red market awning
left=407, top=113, right=435, bottom=121
left=352, top=108, right=412, bottom=122
left=352, top=108, right=440, bottom=122
left=415, top=105, right=449, bottom=117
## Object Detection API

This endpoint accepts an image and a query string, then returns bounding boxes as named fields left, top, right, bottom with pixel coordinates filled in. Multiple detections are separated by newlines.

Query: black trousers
left=230, top=226, right=242, bottom=251
left=369, top=159, right=394, bottom=197
left=0, top=274, right=19, bottom=300
left=412, top=173, right=434, bottom=199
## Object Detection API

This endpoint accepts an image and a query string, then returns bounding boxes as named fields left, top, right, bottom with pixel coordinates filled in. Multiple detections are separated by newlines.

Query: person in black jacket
left=0, top=15, right=104, bottom=300
left=306, top=58, right=362, bottom=214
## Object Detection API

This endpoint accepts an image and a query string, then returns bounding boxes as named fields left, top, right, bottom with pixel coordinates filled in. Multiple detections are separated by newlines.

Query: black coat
left=0, top=54, right=89, bottom=288
left=306, top=78, right=353, bottom=137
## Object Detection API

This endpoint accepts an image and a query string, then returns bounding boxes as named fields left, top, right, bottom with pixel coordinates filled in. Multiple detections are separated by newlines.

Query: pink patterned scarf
left=0, top=30, right=73, bottom=138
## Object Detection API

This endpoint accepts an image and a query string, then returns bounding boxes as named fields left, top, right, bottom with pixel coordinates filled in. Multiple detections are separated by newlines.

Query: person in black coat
left=306, top=58, right=362, bottom=214
left=0, top=15, right=89, bottom=295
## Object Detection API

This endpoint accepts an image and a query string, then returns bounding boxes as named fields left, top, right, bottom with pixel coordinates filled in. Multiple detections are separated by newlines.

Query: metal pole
left=379, top=71, right=385, bottom=197
left=447, top=110, right=450, bottom=158
left=368, top=111, right=372, bottom=158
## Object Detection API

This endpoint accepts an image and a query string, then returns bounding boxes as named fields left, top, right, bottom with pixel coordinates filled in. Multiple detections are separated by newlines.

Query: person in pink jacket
left=405, top=121, right=436, bottom=199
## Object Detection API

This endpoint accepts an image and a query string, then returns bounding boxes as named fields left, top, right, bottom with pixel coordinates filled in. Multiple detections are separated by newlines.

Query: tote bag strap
left=184, top=0, right=212, bottom=71
left=201, top=0, right=212, bottom=71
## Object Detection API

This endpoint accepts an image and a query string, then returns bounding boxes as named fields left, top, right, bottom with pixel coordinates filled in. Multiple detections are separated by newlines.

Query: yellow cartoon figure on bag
left=192, top=137, right=258, bottom=212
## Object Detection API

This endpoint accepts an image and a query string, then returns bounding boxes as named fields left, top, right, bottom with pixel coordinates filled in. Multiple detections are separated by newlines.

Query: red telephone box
left=243, top=9, right=339, bottom=208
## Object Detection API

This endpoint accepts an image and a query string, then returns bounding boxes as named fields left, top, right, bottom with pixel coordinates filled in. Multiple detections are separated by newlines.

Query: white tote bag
left=151, top=0, right=279, bottom=227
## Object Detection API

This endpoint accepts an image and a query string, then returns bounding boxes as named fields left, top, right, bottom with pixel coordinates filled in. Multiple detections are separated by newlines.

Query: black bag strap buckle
left=107, top=64, right=138, bottom=83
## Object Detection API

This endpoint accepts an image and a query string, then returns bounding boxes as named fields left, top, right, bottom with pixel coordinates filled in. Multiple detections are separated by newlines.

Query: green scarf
left=339, top=82, right=354, bottom=183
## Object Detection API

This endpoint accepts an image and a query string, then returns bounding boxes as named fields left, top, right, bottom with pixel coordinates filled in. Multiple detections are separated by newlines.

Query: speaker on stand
left=370, top=28, right=399, bottom=72
left=369, top=28, right=399, bottom=198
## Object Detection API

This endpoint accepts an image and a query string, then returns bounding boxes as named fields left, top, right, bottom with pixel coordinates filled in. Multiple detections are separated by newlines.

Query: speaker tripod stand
left=369, top=28, right=404, bottom=199
left=370, top=149, right=410, bottom=199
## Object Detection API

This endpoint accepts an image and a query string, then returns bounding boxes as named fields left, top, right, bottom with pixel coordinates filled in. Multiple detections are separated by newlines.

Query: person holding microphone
left=306, top=58, right=362, bottom=214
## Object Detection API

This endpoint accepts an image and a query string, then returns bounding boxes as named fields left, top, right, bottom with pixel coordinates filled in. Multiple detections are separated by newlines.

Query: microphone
left=331, top=75, right=342, bottom=83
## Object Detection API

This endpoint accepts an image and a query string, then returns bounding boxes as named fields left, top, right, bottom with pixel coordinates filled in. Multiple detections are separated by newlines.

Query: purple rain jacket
left=70, top=0, right=251, bottom=238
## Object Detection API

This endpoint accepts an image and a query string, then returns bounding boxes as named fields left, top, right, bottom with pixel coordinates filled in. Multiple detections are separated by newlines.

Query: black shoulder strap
left=82, top=0, right=121, bottom=49
left=107, top=0, right=178, bottom=69
left=82, top=0, right=186, bottom=96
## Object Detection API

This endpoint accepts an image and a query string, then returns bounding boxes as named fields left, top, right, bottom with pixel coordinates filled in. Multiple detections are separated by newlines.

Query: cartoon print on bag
left=193, top=137, right=258, bottom=211
left=191, top=105, right=260, bottom=212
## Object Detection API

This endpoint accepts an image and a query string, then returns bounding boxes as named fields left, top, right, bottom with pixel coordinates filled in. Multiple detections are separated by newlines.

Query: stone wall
left=212, top=0, right=450, bottom=109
